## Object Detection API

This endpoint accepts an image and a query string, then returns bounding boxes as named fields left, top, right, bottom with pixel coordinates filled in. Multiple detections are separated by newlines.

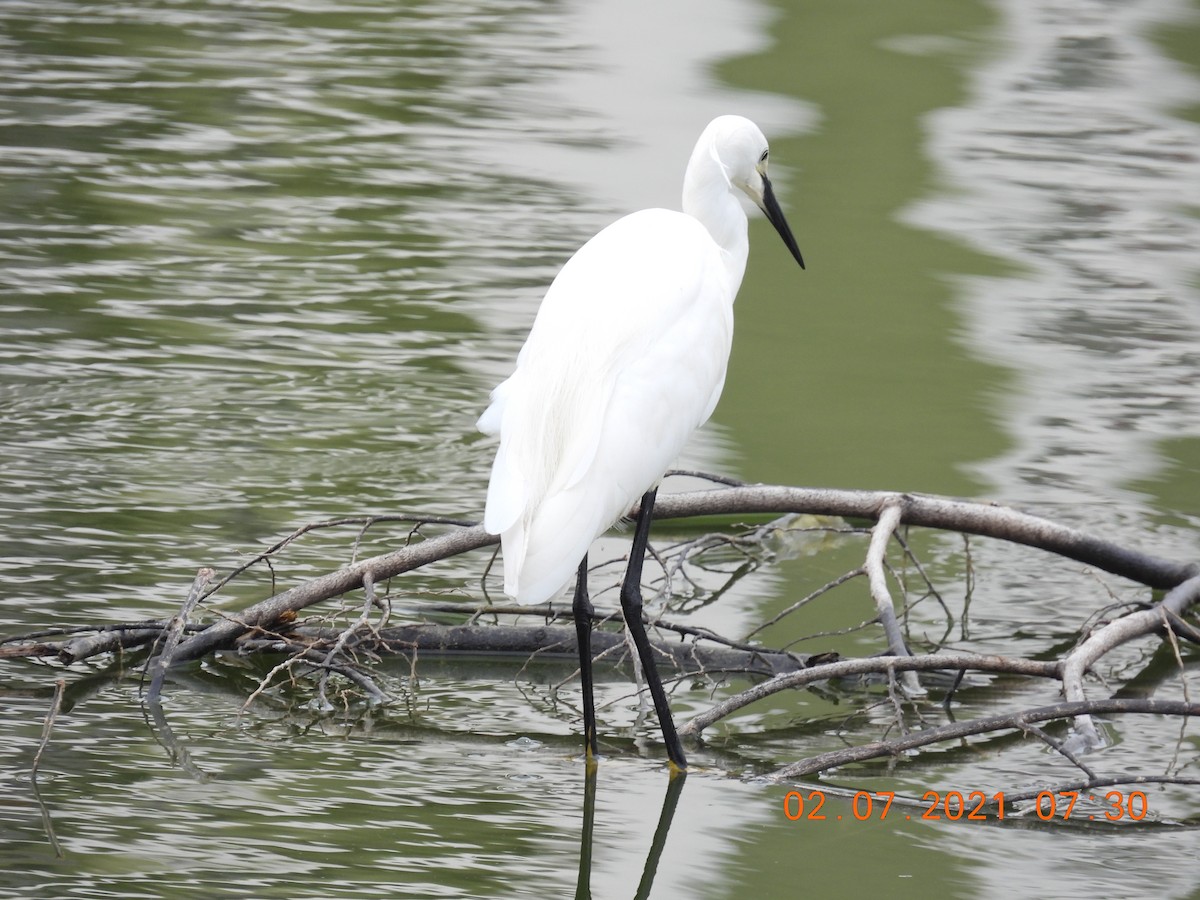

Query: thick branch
left=148, top=484, right=1198, bottom=675
left=649, top=487, right=1198, bottom=590
left=259, top=624, right=812, bottom=678
left=169, top=526, right=496, bottom=663
left=864, top=501, right=922, bottom=696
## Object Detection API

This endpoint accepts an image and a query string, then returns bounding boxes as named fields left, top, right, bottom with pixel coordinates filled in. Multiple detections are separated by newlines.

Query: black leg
left=620, top=488, right=688, bottom=771
left=572, top=554, right=598, bottom=763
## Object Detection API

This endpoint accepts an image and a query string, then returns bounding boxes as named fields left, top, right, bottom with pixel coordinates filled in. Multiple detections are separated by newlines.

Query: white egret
left=479, top=115, right=805, bottom=770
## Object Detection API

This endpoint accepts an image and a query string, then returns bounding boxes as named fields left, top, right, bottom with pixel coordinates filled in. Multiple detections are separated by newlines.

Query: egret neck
left=682, top=143, right=750, bottom=293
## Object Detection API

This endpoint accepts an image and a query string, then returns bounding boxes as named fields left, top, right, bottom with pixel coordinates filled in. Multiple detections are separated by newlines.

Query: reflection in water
left=907, top=0, right=1200, bottom=541
left=28, top=780, right=64, bottom=861
left=576, top=766, right=598, bottom=900
left=575, top=765, right=688, bottom=900
left=143, top=682, right=213, bottom=785
left=903, top=1, right=1200, bottom=896
left=0, top=0, right=800, bottom=626
left=0, top=0, right=789, bottom=895
left=9, top=666, right=746, bottom=899
left=633, top=771, right=688, bottom=899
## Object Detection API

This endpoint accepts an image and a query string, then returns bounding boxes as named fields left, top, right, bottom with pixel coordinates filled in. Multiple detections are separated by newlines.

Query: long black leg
left=620, top=488, right=687, bottom=770
left=572, top=554, right=598, bottom=763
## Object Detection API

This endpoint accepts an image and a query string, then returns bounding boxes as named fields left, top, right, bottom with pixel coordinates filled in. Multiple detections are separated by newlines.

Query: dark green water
left=2, top=0, right=1199, bottom=896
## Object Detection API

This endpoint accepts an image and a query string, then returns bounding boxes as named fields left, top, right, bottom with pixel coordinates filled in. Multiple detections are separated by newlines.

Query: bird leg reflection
left=634, top=769, right=687, bottom=900
left=575, top=762, right=688, bottom=900
left=574, top=762, right=598, bottom=900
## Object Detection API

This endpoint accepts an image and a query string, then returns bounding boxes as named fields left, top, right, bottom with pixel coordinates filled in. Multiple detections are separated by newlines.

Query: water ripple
left=907, top=0, right=1200, bottom=539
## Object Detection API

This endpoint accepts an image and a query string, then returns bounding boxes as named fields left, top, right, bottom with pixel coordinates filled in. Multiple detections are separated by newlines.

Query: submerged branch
left=771, top=698, right=1200, bottom=780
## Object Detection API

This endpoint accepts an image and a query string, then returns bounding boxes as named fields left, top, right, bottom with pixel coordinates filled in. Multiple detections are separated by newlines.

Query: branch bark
left=650, top=487, right=1198, bottom=590
left=864, top=500, right=922, bottom=696
left=170, top=525, right=496, bottom=662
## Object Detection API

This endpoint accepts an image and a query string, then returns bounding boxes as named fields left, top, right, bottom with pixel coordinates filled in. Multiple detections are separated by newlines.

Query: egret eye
left=759, top=149, right=769, bottom=164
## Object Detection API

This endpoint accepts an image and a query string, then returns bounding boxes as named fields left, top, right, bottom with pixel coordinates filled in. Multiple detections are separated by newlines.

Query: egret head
left=700, top=115, right=806, bottom=270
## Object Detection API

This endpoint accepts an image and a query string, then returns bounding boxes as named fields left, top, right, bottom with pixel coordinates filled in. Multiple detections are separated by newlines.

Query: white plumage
left=479, top=115, right=804, bottom=606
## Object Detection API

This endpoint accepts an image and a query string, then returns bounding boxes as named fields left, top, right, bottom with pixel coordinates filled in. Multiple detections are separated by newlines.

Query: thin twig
left=145, top=568, right=214, bottom=705
left=679, top=652, right=1062, bottom=737
left=316, top=570, right=389, bottom=709
left=744, top=568, right=865, bottom=639
left=1017, top=720, right=1098, bottom=780
left=30, top=678, right=66, bottom=784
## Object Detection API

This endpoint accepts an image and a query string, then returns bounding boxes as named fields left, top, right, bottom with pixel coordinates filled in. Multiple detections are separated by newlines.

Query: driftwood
left=4, top=477, right=1199, bottom=813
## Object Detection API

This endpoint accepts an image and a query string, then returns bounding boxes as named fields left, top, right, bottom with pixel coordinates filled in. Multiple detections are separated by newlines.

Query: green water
left=2, top=0, right=1199, bottom=897
left=721, top=0, right=1010, bottom=493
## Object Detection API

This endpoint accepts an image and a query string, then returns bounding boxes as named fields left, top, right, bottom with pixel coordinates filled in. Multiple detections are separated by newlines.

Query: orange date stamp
left=783, top=789, right=1150, bottom=822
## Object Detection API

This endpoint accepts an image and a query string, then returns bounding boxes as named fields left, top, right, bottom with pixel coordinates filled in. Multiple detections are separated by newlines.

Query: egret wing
left=480, top=207, right=735, bottom=602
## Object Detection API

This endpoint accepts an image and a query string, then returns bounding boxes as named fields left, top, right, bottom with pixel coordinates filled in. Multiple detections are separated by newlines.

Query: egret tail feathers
left=483, top=441, right=526, bottom=536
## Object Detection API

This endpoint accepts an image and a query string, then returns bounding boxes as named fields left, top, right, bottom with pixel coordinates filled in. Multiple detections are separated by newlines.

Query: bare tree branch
left=171, top=525, right=497, bottom=662
left=1060, top=573, right=1200, bottom=752
left=160, top=484, right=1199, bottom=664
left=145, top=567, right=213, bottom=705
left=864, top=500, right=922, bottom=696
left=30, top=678, right=66, bottom=783
left=679, top=652, right=1062, bottom=737
left=649, top=487, right=1199, bottom=589
left=7, top=479, right=1199, bottom=799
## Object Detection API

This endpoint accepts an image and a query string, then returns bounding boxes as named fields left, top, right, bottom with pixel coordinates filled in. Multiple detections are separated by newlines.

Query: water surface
left=1, top=0, right=1198, bottom=897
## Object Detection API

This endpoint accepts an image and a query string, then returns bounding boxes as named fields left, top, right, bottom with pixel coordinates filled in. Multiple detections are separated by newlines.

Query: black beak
left=759, top=174, right=805, bottom=270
